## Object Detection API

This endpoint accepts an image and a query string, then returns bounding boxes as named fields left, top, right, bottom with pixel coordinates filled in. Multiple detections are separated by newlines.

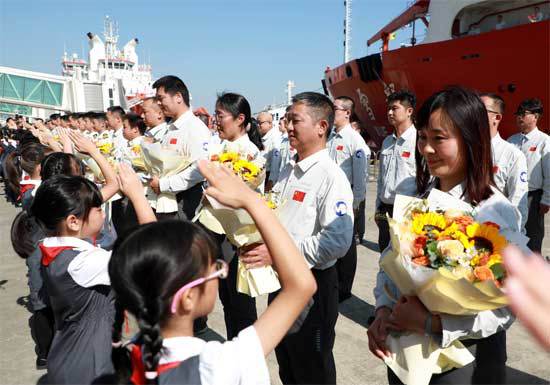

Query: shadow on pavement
left=360, top=240, right=379, bottom=253
left=338, top=294, right=375, bottom=329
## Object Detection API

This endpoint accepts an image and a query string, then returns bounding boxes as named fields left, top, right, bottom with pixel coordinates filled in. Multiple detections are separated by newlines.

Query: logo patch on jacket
left=401, top=151, right=411, bottom=158
left=529, top=146, right=537, bottom=152
left=334, top=201, right=348, bottom=217
left=169, top=138, right=177, bottom=145
left=336, top=145, right=344, bottom=151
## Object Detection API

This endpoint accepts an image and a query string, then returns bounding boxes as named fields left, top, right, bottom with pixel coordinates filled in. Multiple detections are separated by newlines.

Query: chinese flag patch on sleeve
left=292, top=190, right=306, bottom=202
left=401, top=151, right=411, bottom=158
left=336, top=145, right=344, bottom=151
left=529, top=146, right=537, bottom=152
left=169, top=138, right=177, bottom=145
left=492, top=165, right=499, bottom=174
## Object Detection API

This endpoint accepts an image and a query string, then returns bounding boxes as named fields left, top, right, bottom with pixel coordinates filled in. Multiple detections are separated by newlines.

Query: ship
left=323, top=0, right=550, bottom=148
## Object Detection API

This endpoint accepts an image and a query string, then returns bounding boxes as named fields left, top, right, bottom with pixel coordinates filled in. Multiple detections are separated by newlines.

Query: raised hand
left=69, top=130, right=97, bottom=154
left=198, top=159, right=258, bottom=209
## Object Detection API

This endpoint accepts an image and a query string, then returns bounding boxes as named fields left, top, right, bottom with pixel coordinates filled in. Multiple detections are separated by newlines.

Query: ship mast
left=286, top=80, right=295, bottom=106
left=344, top=0, right=352, bottom=63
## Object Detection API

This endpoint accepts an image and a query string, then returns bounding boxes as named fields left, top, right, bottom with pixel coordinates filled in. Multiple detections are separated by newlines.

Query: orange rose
left=482, top=221, right=501, bottom=230
left=474, top=266, right=495, bottom=282
left=412, top=236, right=428, bottom=258
left=412, top=256, right=430, bottom=266
left=454, top=216, right=474, bottom=232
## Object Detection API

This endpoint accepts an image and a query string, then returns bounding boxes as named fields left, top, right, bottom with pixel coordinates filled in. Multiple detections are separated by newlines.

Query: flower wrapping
left=141, top=142, right=192, bottom=213
left=380, top=189, right=529, bottom=385
left=196, top=147, right=279, bottom=297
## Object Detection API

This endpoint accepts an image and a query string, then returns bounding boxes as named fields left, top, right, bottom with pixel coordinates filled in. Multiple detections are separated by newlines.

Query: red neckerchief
left=18, top=184, right=35, bottom=201
left=39, top=244, right=74, bottom=266
left=130, top=344, right=182, bottom=385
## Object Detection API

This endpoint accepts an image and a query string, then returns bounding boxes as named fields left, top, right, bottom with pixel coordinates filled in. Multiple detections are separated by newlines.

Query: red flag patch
left=169, top=138, right=177, bottom=145
left=292, top=190, right=306, bottom=202
left=529, top=146, right=537, bottom=152
left=492, top=165, right=499, bottom=174
left=336, top=145, right=344, bottom=151
left=401, top=151, right=411, bottom=158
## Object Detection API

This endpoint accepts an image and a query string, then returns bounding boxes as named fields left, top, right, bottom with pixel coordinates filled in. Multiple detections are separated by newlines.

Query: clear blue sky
left=1, top=0, right=415, bottom=112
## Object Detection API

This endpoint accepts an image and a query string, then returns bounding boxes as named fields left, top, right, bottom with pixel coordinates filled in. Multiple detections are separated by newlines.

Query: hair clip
left=145, top=371, right=158, bottom=380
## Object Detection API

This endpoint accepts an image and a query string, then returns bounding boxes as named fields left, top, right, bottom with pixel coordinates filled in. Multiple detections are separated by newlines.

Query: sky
left=0, top=0, right=416, bottom=113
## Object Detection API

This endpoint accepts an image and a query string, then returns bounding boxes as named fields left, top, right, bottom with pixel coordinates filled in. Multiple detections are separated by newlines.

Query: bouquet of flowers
left=380, top=189, right=529, bottom=385
left=141, top=141, right=192, bottom=213
left=128, top=143, right=147, bottom=171
left=197, top=146, right=280, bottom=297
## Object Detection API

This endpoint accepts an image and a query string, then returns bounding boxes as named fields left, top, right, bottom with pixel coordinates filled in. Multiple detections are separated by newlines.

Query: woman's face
left=418, top=109, right=467, bottom=184
left=215, top=105, right=244, bottom=141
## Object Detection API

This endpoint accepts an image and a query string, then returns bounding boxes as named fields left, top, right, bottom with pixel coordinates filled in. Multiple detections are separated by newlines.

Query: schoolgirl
left=106, top=160, right=316, bottom=384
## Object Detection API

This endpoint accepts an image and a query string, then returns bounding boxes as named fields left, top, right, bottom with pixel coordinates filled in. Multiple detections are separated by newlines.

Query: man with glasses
left=257, top=111, right=281, bottom=187
left=508, top=98, right=549, bottom=253
left=327, top=96, right=370, bottom=302
left=480, top=93, right=528, bottom=230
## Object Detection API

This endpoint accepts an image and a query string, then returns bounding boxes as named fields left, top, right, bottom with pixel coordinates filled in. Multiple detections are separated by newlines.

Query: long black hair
left=108, top=220, right=217, bottom=383
left=30, top=175, right=103, bottom=234
left=415, top=86, right=494, bottom=205
left=216, top=92, right=264, bottom=150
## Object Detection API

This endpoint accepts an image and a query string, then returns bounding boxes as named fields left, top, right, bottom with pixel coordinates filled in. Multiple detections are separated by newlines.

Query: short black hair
left=107, top=106, right=126, bottom=119
left=34, top=118, right=44, bottom=123
left=516, top=98, right=543, bottom=116
left=92, top=112, right=107, bottom=122
left=292, top=92, right=335, bottom=136
left=49, top=113, right=61, bottom=121
left=335, top=95, right=355, bottom=112
left=61, top=115, right=70, bottom=122
left=6, top=117, right=15, bottom=123
left=152, top=75, right=190, bottom=106
left=123, top=112, right=147, bottom=135
left=480, top=92, right=505, bottom=114
left=387, top=90, right=417, bottom=109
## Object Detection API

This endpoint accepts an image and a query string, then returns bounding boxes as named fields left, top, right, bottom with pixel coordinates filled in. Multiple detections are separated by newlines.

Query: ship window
left=108, top=88, right=113, bottom=98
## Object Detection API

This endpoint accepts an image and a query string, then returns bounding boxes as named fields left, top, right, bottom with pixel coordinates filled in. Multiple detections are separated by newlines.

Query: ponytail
left=4, top=151, right=22, bottom=201
left=247, top=118, right=264, bottom=151
left=4, top=143, right=47, bottom=200
left=137, top=304, right=164, bottom=383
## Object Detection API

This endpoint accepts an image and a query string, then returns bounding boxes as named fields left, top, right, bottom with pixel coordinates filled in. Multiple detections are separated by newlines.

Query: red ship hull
left=324, top=20, right=549, bottom=148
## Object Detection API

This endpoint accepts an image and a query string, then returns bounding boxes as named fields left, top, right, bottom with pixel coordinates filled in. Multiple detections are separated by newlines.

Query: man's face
left=93, top=118, right=105, bottom=132
left=141, top=100, right=164, bottom=127
left=155, top=87, right=180, bottom=118
left=333, top=99, right=351, bottom=127
left=286, top=103, right=326, bottom=155
left=515, top=110, right=538, bottom=132
left=387, top=100, right=412, bottom=128
left=6, top=119, right=16, bottom=129
left=257, top=113, right=273, bottom=136
left=106, top=111, right=121, bottom=130
left=122, top=119, right=137, bottom=140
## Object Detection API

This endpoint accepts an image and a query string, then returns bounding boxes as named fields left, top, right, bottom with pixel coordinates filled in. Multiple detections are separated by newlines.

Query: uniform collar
left=491, top=132, right=504, bottom=144
left=40, top=237, right=95, bottom=266
left=262, top=127, right=279, bottom=143
left=294, top=148, right=328, bottom=173
left=333, top=123, right=352, bottom=138
left=523, top=127, right=539, bottom=140
left=169, top=110, right=194, bottom=131
left=147, top=122, right=167, bottom=135
left=128, top=136, right=143, bottom=146
left=393, top=124, right=416, bottom=142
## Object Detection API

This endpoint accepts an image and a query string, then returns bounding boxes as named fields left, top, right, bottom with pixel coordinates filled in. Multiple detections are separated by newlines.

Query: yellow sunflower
left=233, top=159, right=260, bottom=181
left=466, top=223, right=507, bottom=255
left=97, top=143, right=113, bottom=155
left=411, top=212, right=447, bottom=235
left=437, top=223, right=473, bottom=249
left=219, top=152, right=240, bottom=164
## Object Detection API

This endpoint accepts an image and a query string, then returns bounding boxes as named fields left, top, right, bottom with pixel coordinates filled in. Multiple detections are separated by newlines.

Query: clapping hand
left=69, top=131, right=97, bottom=154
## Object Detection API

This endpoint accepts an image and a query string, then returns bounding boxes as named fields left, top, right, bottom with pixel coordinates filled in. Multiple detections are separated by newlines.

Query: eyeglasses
left=333, top=106, right=347, bottom=111
left=170, top=259, right=229, bottom=314
left=515, top=111, right=534, bottom=117
left=258, top=121, right=271, bottom=125
left=486, top=109, right=501, bottom=115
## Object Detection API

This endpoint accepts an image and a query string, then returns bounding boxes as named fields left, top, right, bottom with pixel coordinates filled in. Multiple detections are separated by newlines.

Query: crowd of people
left=0, top=75, right=548, bottom=385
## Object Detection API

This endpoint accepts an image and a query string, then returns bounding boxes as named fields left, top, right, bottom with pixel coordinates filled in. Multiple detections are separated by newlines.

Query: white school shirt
left=491, top=133, right=528, bottom=229
left=272, top=149, right=354, bottom=270
left=156, top=326, right=269, bottom=385
left=376, top=125, right=417, bottom=207
left=374, top=182, right=519, bottom=349
left=508, top=127, right=550, bottom=205
left=158, top=110, right=212, bottom=193
left=145, top=121, right=168, bottom=142
left=269, top=133, right=295, bottom=183
left=260, top=127, right=281, bottom=172
left=42, top=237, right=111, bottom=287
left=327, top=124, right=370, bottom=209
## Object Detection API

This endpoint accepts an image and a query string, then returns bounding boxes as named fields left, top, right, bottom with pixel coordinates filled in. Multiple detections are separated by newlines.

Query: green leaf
left=490, top=263, right=506, bottom=280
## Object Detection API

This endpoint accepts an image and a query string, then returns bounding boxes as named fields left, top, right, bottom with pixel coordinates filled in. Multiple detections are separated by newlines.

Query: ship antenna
left=344, top=0, right=352, bottom=63
left=286, top=80, right=295, bottom=106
